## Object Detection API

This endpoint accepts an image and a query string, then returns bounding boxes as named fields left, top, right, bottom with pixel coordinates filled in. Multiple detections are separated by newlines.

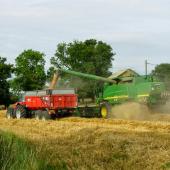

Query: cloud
left=0, top=0, right=170, bottom=73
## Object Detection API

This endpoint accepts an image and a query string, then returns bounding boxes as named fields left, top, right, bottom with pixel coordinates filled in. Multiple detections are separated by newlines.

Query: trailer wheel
left=15, top=105, right=27, bottom=119
left=6, top=107, right=15, bottom=119
left=100, top=102, right=112, bottom=118
left=35, top=110, right=42, bottom=120
left=41, top=110, right=51, bottom=121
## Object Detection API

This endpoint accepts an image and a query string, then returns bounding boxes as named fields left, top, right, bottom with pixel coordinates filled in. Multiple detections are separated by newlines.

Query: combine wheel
left=41, top=110, right=51, bottom=121
left=35, top=110, right=42, bottom=120
left=100, top=102, right=112, bottom=118
left=6, top=107, right=15, bottom=119
left=15, top=105, right=27, bottom=119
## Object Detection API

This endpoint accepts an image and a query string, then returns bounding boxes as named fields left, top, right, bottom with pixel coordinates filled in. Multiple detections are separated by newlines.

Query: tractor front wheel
left=100, top=102, right=112, bottom=118
left=15, top=105, right=27, bottom=119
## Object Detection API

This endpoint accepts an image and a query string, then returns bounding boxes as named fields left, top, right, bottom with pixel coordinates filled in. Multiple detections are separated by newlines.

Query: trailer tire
left=100, top=102, right=112, bottom=118
left=41, top=110, right=51, bottom=121
left=35, top=110, right=42, bottom=120
left=15, top=105, right=27, bottom=119
left=6, top=107, right=15, bottom=119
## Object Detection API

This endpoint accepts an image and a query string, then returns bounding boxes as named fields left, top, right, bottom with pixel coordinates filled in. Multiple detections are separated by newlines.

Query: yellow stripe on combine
left=104, top=95, right=128, bottom=100
left=137, top=94, right=149, bottom=97
left=104, top=94, right=149, bottom=100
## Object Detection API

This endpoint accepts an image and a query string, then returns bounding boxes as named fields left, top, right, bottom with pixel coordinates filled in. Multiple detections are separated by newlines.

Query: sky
left=0, top=0, right=170, bottom=74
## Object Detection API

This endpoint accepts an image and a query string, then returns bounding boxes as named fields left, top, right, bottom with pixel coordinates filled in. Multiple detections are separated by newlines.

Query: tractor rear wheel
left=15, top=105, right=27, bottom=119
left=6, top=107, right=15, bottom=119
left=41, top=110, right=51, bottom=121
left=100, top=102, right=112, bottom=118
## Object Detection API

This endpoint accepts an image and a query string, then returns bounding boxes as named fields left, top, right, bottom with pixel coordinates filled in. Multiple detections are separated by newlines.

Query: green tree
left=11, top=49, right=46, bottom=92
left=152, top=63, right=170, bottom=90
left=46, top=66, right=56, bottom=82
left=50, top=39, right=115, bottom=100
left=0, top=57, right=13, bottom=106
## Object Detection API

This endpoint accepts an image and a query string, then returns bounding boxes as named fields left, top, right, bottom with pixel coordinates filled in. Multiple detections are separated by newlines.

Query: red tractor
left=6, top=72, right=78, bottom=120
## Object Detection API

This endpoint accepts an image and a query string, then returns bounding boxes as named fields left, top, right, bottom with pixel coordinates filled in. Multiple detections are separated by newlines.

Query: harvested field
left=0, top=110, right=170, bottom=170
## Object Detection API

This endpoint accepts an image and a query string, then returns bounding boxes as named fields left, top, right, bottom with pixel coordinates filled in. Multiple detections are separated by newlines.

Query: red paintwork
left=16, top=94, right=77, bottom=111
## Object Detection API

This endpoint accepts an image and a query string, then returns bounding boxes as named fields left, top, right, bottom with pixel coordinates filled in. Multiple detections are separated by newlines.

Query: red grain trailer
left=6, top=89, right=78, bottom=120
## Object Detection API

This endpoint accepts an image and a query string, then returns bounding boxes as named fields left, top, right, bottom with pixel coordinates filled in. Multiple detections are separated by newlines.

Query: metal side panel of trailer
left=24, top=89, right=75, bottom=97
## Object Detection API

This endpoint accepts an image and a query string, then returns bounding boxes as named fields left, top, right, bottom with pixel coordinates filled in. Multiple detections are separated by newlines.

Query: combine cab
left=6, top=89, right=77, bottom=120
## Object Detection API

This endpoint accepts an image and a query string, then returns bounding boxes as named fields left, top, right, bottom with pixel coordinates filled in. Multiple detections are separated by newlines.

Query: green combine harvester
left=59, top=68, right=167, bottom=118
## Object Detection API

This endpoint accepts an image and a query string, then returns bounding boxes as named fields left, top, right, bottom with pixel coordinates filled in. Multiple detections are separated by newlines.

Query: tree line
left=0, top=39, right=115, bottom=106
left=0, top=39, right=170, bottom=106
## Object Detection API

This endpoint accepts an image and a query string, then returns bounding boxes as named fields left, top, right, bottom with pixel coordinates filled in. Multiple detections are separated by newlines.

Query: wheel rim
left=16, top=110, right=21, bottom=119
left=101, top=106, right=107, bottom=118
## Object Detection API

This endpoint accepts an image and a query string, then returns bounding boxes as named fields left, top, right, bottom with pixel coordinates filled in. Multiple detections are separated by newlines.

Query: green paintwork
left=100, top=76, right=166, bottom=105
left=59, top=69, right=116, bottom=83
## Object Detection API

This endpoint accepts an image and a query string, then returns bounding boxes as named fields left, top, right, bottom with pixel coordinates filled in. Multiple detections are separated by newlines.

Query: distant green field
left=0, top=131, right=56, bottom=170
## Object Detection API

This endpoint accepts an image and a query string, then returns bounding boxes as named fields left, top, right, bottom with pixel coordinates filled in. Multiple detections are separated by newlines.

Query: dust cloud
left=110, top=102, right=151, bottom=120
left=152, top=100, right=170, bottom=114
left=110, top=101, right=170, bottom=121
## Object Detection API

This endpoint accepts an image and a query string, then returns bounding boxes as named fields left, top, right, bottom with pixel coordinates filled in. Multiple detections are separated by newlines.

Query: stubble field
left=0, top=109, right=170, bottom=170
